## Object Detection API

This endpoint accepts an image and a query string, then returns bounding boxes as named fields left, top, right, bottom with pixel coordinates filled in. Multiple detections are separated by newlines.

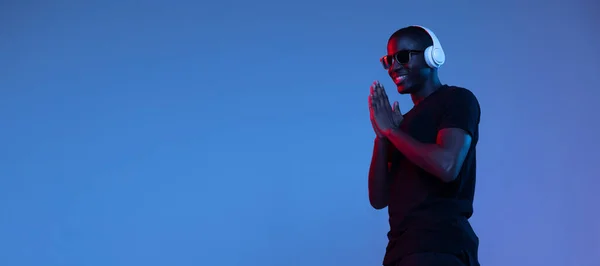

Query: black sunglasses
left=380, top=50, right=422, bottom=69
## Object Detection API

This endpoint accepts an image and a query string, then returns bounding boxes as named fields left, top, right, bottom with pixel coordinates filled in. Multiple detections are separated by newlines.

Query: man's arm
left=368, top=137, right=392, bottom=209
left=384, top=128, right=471, bottom=183
left=383, top=88, right=480, bottom=183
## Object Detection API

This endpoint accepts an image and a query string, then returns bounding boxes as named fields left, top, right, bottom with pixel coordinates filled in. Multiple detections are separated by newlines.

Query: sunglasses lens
left=395, top=51, right=411, bottom=64
left=381, top=51, right=414, bottom=69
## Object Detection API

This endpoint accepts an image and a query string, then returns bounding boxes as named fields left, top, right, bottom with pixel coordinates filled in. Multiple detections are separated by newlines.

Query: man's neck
left=410, top=78, right=442, bottom=105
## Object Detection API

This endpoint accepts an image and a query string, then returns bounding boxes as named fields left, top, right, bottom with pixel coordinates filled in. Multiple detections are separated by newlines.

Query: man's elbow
left=370, top=201, right=388, bottom=210
left=438, top=163, right=461, bottom=183
left=369, top=196, right=388, bottom=210
left=439, top=170, right=458, bottom=183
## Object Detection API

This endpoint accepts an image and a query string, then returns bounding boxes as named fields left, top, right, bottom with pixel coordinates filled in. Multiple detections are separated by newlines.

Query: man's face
left=385, top=35, right=430, bottom=94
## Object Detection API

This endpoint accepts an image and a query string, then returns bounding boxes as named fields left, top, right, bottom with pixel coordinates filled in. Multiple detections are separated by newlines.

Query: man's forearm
left=368, top=137, right=391, bottom=209
left=383, top=129, right=456, bottom=182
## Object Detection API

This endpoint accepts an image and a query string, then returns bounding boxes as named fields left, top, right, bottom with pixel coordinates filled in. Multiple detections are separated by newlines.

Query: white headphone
left=412, top=25, right=446, bottom=68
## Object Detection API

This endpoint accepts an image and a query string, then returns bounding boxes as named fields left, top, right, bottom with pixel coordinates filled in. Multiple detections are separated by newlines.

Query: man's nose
left=391, top=59, right=405, bottom=71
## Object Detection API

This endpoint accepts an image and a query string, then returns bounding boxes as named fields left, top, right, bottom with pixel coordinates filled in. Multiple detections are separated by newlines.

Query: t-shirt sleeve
left=438, top=88, right=481, bottom=138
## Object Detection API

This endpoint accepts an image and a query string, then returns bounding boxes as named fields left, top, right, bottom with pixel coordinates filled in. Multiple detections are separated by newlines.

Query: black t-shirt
left=382, top=85, right=481, bottom=266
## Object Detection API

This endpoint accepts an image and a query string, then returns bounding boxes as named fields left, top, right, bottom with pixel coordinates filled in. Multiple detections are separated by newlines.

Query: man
left=368, top=25, right=481, bottom=266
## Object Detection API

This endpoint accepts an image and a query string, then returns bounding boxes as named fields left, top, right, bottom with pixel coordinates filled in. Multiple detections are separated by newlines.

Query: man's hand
left=369, top=81, right=403, bottom=135
left=369, top=82, right=385, bottom=138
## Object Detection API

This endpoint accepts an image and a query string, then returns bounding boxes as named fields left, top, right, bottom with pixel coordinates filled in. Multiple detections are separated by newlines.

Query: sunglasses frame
left=380, top=50, right=423, bottom=69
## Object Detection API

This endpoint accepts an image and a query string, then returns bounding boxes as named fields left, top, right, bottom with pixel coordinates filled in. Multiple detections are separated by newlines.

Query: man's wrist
left=375, top=136, right=390, bottom=145
left=383, top=126, right=403, bottom=142
left=382, top=127, right=395, bottom=138
left=389, top=127, right=401, bottom=136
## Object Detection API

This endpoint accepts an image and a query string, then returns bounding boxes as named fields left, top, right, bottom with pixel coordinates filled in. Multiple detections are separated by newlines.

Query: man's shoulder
left=441, top=85, right=478, bottom=99
left=438, top=85, right=480, bottom=108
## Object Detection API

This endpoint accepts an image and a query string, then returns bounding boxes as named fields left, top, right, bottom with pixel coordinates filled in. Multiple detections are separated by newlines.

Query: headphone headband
left=411, top=25, right=446, bottom=68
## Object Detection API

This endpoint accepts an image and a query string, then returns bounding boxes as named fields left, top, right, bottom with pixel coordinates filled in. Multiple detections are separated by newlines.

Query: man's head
left=382, top=26, right=440, bottom=94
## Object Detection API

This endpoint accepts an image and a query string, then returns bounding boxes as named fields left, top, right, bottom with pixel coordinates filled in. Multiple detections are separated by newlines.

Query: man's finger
left=380, top=83, right=389, bottom=101
left=381, top=86, right=392, bottom=109
left=393, top=101, right=400, bottom=113
left=370, top=95, right=378, bottom=111
left=376, top=84, right=386, bottom=107
left=379, top=84, right=391, bottom=110
left=370, top=83, right=379, bottom=106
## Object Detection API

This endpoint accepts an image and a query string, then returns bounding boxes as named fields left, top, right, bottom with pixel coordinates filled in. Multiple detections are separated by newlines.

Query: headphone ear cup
left=423, top=46, right=436, bottom=68
left=431, top=47, right=445, bottom=67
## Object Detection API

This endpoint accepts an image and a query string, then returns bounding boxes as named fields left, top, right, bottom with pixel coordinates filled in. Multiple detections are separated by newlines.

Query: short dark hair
left=388, top=26, right=433, bottom=50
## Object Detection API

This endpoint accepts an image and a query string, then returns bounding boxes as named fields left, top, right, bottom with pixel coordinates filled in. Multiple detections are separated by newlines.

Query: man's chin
left=396, top=84, right=412, bottom=94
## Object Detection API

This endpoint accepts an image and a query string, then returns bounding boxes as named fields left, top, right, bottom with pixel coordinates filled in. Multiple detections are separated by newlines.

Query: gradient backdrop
left=1, top=1, right=599, bottom=265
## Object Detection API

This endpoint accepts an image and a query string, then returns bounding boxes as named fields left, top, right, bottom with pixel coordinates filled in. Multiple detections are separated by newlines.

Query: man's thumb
left=393, top=101, right=401, bottom=113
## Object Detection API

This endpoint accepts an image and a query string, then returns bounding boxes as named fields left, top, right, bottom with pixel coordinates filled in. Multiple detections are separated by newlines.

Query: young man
left=368, top=26, right=481, bottom=266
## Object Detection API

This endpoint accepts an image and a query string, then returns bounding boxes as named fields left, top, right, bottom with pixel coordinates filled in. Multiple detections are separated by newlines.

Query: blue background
left=1, top=1, right=599, bottom=265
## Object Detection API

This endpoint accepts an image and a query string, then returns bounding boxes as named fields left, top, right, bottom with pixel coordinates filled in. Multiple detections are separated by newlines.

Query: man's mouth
left=394, top=75, right=407, bottom=84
